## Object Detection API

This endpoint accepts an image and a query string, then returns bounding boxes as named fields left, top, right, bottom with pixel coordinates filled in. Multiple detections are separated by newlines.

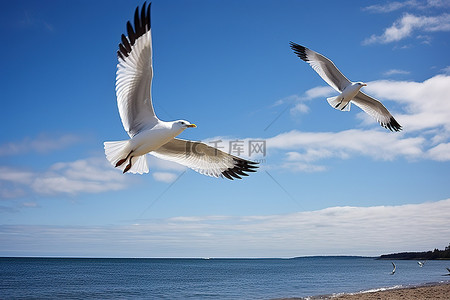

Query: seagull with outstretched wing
left=391, top=262, right=396, bottom=275
left=289, top=42, right=402, bottom=132
left=104, top=3, right=258, bottom=179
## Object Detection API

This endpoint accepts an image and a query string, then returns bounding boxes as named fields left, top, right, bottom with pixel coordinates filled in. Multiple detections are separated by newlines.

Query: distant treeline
left=379, top=243, right=450, bottom=260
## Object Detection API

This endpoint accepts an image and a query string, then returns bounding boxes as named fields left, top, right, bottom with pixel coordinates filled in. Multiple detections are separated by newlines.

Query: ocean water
left=1, top=257, right=449, bottom=299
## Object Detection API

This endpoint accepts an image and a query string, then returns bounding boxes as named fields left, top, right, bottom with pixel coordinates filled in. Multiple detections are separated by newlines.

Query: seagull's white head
left=175, top=120, right=197, bottom=129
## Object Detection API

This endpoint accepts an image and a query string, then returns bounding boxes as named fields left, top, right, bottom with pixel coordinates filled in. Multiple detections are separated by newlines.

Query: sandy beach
left=278, top=281, right=450, bottom=300
left=330, top=282, right=450, bottom=300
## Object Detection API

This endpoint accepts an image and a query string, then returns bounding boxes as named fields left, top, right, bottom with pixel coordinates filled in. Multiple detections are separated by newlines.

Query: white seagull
left=289, top=42, right=402, bottom=132
left=417, top=261, right=425, bottom=267
left=104, top=3, right=258, bottom=179
left=391, top=262, right=396, bottom=275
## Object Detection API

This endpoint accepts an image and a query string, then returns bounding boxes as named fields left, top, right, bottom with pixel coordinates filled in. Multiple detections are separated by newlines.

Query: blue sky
left=1, top=0, right=449, bottom=257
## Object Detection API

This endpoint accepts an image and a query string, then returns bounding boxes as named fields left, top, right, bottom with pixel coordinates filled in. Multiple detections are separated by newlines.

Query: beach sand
left=330, top=282, right=450, bottom=300
left=277, top=281, right=450, bottom=300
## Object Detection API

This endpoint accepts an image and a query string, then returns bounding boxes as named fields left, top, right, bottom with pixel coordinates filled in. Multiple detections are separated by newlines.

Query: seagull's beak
left=362, top=83, right=367, bottom=86
left=187, top=124, right=197, bottom=128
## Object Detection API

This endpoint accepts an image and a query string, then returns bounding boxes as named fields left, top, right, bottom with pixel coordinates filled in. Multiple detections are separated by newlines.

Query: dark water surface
left=1, top=257, right=449, bottom=299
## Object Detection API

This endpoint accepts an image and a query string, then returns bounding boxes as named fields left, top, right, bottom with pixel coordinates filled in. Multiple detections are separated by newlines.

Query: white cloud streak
left=152, top=172, right=179, bottom=183
left=363, top=0, right=450, bottom=13
left=364, top=1, right=417, bottom=13
left=383, top=69, right=410, bottom=76
left=0, top=134, right=81, bottom=156
left=267, top=129, right=424, bottom=163
left=363, top=13, right=450, bottom=45
left=427, top=142, right=450, bottom=161
left=1, top=199, right=448, bottom=257
left=272, top=87, right=335, bottom=116
left=0, top=157, right=133, bottom=198
left=32, top=158, right=131, bottom=195
left=442, top=66, right=450, bottom=74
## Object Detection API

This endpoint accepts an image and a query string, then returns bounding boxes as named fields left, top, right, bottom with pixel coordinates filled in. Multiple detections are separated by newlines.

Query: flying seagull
left=104, top=3, right=258, bottom=179
left=289, top=42, right=402, bottom=132
left=391, top=262, right=396, bottom=275
left=417, top=261, right=425, bottom=267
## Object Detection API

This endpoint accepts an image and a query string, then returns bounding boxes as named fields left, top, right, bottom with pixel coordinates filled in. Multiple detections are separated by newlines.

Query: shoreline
left=330, top=281, right=450, bottom=300
left=277, top=281, right=450, bottom=300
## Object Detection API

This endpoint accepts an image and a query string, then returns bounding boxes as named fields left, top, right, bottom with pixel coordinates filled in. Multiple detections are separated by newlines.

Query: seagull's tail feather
left=104, top=140, right=130, bottom=167
left=104, top=140, right=149, bottom=174
left=327, top=96, right=351, bottom=111
left=129, top=155, right=149, bottom=174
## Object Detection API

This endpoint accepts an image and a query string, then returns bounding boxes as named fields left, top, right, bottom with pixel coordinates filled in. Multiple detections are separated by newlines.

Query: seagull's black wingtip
left=221, top=158, right=259, bottom=180
left=384, top=117, right=402, bottom=132
left=289, top=41, right=308, bottom=62
left=117, top=2, right=152, bottom=60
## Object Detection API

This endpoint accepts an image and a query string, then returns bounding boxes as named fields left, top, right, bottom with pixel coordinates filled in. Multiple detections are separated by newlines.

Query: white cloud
left=267, top=129, right=424, bottom=162
left=0, top=168, right=35, bottom=199
left=273, top=94, right=302, bottom=107
left=383, top=69, right=410, bottom=76
left=364, top=75, right=450, bottom=133
left=270, top=87, right=335, bottom=118
left=0, top=186, right=27, bottom=199
left=152, top=172, right=179, bottom=183
left=290, top=102, right=309, bottom=114
left=32, top=157, right=132, bottom=195
left=363, top=13, right=450, bottom=45
left=0, top=157, right=133, bottom=198
left=0, top=134, right=81, bottom=156
left=442, top=66, right=450, bottom=74
left=273, top=87, right=335, bottom=114
left=427, top=142, right=450, bottom=160
left=363, top=1, right=419, bottom=13
left=303, top=86, right=335, bottom=100
left=21, top=202, right=38, bottom=208
left=280, top=161, right=327, bottom=173
left=0, top=168, right=34, bottom=185
left=286, top=149, right=344, bottom=163
left=363, top=0, right=450, bottom=13
left=1, top=199, right=449, bottom=257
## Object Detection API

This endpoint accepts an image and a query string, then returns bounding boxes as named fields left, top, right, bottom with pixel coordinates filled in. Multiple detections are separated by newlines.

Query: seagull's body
left=104, top=3, right=258, bottom=179
left=289, top=42, right=402, bottom=132
left=391, top=262, right=396, bottom=275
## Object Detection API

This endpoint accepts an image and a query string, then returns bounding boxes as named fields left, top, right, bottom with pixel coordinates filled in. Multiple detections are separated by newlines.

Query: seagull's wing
left=150, top=138, right=259, bottom=180
left=447, top=267, right=450, bottom=273
left=116, top=2, right=157, bottom=138
left=352, top=91, right=402, bottom=132
left=289, top=42, right=351, bottom=92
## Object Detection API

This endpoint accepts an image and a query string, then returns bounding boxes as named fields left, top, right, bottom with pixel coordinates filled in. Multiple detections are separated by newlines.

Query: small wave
left=359, top=285, right=404, bottom=294
left=331, top=285, right=404, bottom=298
